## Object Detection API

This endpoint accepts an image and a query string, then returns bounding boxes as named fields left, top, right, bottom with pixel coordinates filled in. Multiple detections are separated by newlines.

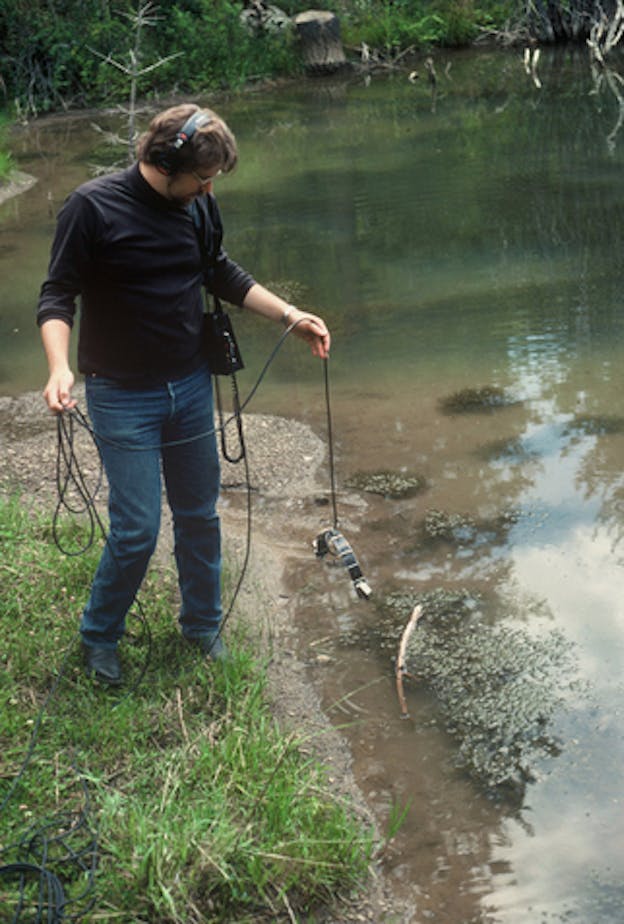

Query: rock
left=240, top=1, right=291, bottom=35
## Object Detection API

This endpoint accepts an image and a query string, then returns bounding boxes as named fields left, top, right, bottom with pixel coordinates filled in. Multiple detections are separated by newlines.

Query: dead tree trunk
left=293, top=10, right=350, bottom=74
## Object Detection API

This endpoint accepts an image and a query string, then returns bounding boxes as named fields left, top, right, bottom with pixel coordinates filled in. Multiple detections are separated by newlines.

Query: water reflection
left=3, top=47, right=624, bottom=921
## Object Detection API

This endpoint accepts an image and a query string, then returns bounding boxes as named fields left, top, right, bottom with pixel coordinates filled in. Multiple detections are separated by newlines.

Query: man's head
left=137, top=103, right=238, bottom=205
left=137, top=103, right=238, bottom=176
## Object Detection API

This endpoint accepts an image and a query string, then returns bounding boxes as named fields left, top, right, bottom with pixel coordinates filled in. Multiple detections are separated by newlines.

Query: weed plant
left=0, top=112, right=14, bottom=182
left=0, top=496, right=373, bottom=921
left=0, top=150, right=13, bottom=183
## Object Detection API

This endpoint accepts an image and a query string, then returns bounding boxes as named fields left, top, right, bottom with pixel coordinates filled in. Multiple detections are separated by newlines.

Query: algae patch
left=345, top=470, right=427, bottom=499
left=423, top=508, right=477, bottom=541
left=563, top=414, right=624, bottom=438
left=439, top=385, right=520, bottom=414
left=383, top=590, right=578, bottom=793
left=419, top=507, right=520, bottom=548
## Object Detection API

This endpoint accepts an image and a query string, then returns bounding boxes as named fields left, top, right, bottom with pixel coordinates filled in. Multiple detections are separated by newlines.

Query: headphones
left=156, top=110, right=213, bottom=175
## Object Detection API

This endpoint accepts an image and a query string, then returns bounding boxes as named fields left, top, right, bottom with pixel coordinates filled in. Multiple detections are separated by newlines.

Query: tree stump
left=293, top=10, right=350, bottom=74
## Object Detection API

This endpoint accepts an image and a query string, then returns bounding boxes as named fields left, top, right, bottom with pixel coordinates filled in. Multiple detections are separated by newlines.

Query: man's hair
left=136, top=103, right=238, bottom=174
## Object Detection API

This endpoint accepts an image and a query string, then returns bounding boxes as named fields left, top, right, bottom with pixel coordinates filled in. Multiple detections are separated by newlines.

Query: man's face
left=166, top=166, right=222, bottom=206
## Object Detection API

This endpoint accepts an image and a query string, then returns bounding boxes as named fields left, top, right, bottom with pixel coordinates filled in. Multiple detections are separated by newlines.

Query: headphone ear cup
left=153, top=111, right=212, bottom=174
left=154, top=150, right=173, bottom=174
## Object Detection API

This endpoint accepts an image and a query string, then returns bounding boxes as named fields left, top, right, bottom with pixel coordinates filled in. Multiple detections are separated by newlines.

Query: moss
left=475, top=436, right=537, bottom=463
left=420, top=507, right=520, bottom=545
left=406, top=598, right=577, bottom=792
left=423, top=508, right=477, bottom=541
left=373, top=589, right=579, bottom=794
left=439, top=385, right=520, bottom=415
left=345, top=469, right=427, bottom=499
left=563, top=414, right=624, bottom=438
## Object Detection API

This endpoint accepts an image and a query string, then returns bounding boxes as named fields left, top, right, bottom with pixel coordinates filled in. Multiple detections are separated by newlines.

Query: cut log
left=293, top=10, right=350, bottom=74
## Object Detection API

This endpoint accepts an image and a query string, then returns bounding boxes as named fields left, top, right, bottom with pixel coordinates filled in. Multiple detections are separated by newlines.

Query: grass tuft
left=0, top=495, right=373, bottom=921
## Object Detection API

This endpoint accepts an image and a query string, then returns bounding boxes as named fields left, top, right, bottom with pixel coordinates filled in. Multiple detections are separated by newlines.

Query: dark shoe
left=185, top=631, right=230, bottom=663
left=82, top=644, right=123, bottom=686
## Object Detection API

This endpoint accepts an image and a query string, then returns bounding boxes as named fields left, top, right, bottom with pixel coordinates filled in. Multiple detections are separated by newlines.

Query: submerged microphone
left=313, top=527, right=372, bottom=600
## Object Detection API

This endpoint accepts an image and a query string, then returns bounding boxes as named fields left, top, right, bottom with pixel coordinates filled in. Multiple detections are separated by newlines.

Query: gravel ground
left=0, top=386, right=412, bottom=923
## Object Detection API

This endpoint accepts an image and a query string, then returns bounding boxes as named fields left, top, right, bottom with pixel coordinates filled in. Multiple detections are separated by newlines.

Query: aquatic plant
left=475, top=435, right=537, bottom=464
left=563, top=414, right=624, bottom=438
left=423, top=508, right=477, bottom=541
left=383, top=589, right=578, bottom=793
left=439, top=385, right=520, bottom=414
left=345, top=469, right=427, bottom=499
left=0, top=149, right=14, bottom=183
left=419, top=507, right=521, bottom=548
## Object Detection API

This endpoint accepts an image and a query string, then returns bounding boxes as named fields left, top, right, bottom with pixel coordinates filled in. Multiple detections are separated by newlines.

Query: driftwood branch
left=395, top=604, right=423, bottom=719
left=588, top=0, right=624, bottom=64
left=348, top=41, right=416, bottom=73
left=523, top=46, right=542, bottom=88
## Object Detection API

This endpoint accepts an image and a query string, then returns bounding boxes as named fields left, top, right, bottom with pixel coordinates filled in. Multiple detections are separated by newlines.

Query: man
left=38, top=103, right=330, bottom=686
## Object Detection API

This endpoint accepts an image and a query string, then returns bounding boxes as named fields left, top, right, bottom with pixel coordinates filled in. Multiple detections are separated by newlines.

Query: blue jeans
left=81, top=364, right=222, bottom=649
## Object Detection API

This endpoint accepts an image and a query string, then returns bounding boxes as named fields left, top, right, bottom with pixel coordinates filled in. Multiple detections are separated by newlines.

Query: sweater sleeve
left=37, top=191, right=97, bottom=328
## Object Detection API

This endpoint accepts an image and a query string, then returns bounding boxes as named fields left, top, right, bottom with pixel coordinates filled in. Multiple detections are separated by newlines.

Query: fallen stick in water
left=396, top=604, right=423, bottom=719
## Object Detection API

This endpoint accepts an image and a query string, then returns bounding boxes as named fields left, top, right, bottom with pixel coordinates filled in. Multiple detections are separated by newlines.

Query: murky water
left=3, top=46, right=624, bottom=922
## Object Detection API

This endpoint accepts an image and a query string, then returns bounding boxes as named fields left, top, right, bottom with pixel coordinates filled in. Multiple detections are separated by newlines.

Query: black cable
left=323, top=357, right=339, bottom=530
left=53, top=407, right=101, bottom=557
left=52, top=409, right=154, bottom=697
left=0, top=728, right=98, bottom=923
left=205, top=408, right=253, bottom=657
left=44, top=317, right=313, bottom=658
left=314, top=357, right=373, bottom=600
left=61, top=316, right=309, bottom=456
left=215, top=371, right=246, bottom=465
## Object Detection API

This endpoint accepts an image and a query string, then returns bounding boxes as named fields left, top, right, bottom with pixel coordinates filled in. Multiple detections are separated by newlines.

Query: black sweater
left=37, top=163, right=255, bottom=384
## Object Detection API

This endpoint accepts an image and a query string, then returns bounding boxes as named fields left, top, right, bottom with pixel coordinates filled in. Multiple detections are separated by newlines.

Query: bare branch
left=395, top=605, right=423, bottom=720
left=134, top=51, right=183, bottom=76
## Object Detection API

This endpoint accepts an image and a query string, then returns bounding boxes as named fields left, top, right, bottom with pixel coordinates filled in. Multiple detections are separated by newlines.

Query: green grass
left=0, top=111, right=14, bottom=182
left=0, top=495, right=374, bottom=922
left=0, top=150, right=14, bottom=183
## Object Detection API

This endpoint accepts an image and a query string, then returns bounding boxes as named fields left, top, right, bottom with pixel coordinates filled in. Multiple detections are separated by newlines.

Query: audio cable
left=0, top=314, right=352, bottom=919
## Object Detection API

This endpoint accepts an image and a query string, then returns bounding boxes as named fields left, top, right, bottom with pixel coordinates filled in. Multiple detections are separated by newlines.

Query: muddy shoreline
left=0, top=387, right=411, bottom=923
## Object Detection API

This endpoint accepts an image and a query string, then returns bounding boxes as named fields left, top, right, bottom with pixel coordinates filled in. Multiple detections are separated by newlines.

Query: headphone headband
left=157, top=110, right=213, bottom=174
left=172, top=110, right=213, bottom=151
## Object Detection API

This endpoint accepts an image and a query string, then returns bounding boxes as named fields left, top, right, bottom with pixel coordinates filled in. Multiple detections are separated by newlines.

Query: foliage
left=0, top=112, right=13, bottom=181
left=2, top=0, right=602, bottom=119
left=157, top=0, right=300, bottom=93
left=340, top=0, right=501, bottom=50
left=0, top=0, right=136, bottom=114
left=0, top=0, right=522, bottom=116
left=0, top=0, right=300, bottom=116
left=0, top=496, right=373, bottom=920
left=0, top=147, right=15, bottom=184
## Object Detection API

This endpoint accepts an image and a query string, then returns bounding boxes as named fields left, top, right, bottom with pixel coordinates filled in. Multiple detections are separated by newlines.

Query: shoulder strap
left=190, top=200, right=224, bottom=316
